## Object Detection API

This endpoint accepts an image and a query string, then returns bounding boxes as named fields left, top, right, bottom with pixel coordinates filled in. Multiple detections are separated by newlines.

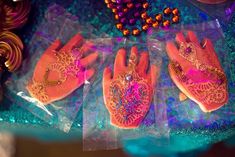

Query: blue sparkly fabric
left=0, top=0, right=235, bottom=155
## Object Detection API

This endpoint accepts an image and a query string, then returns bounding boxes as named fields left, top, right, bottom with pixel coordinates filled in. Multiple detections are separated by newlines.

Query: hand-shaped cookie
left=27, top=33, right=98, bottom=105
left=166, top=31, right=228, bottom=112
left=103, top=46, right=160, bottom=129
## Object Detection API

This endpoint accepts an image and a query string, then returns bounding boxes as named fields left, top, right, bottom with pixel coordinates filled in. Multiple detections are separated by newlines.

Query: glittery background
left=0, top=0, right=235, bottom=155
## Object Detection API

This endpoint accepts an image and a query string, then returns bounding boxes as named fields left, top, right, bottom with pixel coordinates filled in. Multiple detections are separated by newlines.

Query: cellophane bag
left=147, top=19, right=235, bottom=132
left=83, top=37, right=169, bottom=150
left=4, top=4, right=97, bottom=132
left=187, top=0, right=235, bottom=23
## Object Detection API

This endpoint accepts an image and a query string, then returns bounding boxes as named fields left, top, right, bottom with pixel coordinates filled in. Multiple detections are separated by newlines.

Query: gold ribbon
left=0, top=31, right=23, bottom=72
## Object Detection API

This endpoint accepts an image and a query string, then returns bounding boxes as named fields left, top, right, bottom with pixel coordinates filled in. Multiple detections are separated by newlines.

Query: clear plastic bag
left=119, top=19, right=235, bottom=157
left=83, top=37, right=169, bottom=150
left=147, top=19, right=234, bottom=130
left=4, top=4, right=97, bottom=132
left=187, top=0, right=235, bottom=23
